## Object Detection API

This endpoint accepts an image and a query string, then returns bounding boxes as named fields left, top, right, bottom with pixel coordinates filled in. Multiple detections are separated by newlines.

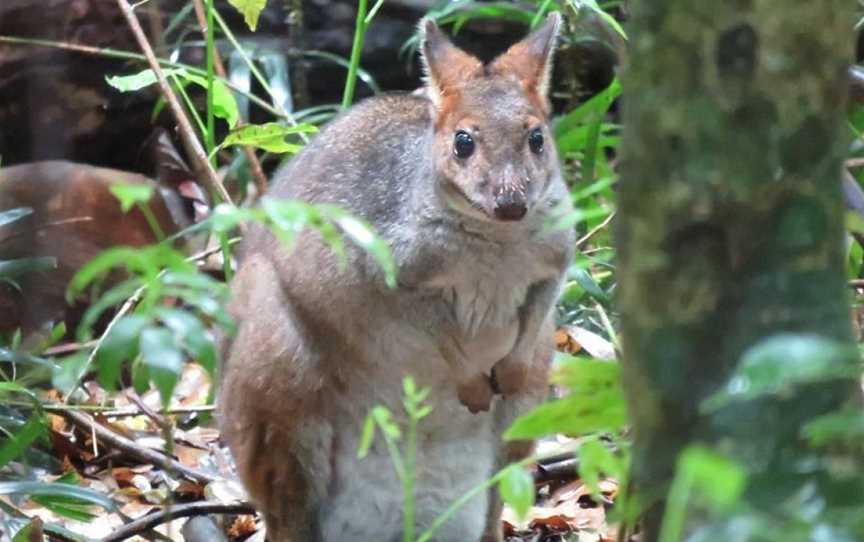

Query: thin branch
left=0, top=35, right=285, bottom=119
left=576, top=211, right=616, bottom=249
left=40, top=403, right=215, bottom=418
left=59, top=409, right=220, bottom=485
left=100, top=501, right=256, bottom=542
left=115, top=0, right=233, bottom=205
left=190, top=0, right=269, bottom=198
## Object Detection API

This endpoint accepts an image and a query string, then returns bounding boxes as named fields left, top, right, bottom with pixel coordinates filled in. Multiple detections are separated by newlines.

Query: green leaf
left=329, top=211, right=397, bottom=289
left=51, top=353, right=90, bottom=396
left=222, top=122, right=317, bottom=153
left=578, top=439, right=624, bottom=497
left=96, top=314, right=150, bottom=390
left=505, top=357, right=626, bottom=440
left=183, top=74, right=240, bottom=128
left=107, top=68, right=239, bottom=128
left=154, top=308, right=217, bottom=375
left=0, top=257, right=57, bottom=279
left=0, top=414, right=46, bottom=468
left=357, top=412, right=376, bottom=459
left=109, top=183, right=155, bottom=213
left=0, top=481, right=116, bottom=512
left=139, top=327, right=184, bottom=406
left=11, top=517, right=44, bottom=542
left=372, top=406, right=401, bottom=441
left=678, top=446, right=746, bottom=510
left=106, top=68, right=186, bottom=92
left=703, top=334, right=861, bottom=411
left=227, top=0, right=267, bottom=30
left=802, top=408, right=864, bottom=447
left=499, top=464, right=535, bottom=520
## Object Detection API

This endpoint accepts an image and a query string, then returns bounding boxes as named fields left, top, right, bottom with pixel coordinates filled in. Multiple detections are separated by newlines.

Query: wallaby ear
left=419, top=18, right=483, bottom=108
left=490, top=12, right=562, bottom=106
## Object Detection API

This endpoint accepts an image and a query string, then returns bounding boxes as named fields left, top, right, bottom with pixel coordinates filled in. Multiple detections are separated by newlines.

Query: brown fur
left=220, top=14, right=573, bottom=542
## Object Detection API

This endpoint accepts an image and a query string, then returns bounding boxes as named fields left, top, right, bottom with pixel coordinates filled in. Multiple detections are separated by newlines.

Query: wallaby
left=219, top=14, right=575, bottom=542
left=0, top=143, right=205, bottom=337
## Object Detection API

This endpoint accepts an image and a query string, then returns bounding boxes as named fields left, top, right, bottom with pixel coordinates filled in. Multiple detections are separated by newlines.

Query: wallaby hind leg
left=229, top=421, right=319, bottom=542
left=219, top=254, right=327, bottom=541
left=482, top=323, right=554, bottom=542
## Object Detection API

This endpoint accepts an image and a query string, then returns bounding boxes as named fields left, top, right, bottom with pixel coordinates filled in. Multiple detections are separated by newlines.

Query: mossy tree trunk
left=617, top=2, right=860, bottom=539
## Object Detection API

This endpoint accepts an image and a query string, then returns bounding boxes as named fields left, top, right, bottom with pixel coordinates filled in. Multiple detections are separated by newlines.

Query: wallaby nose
left=493, top=200, right=528, bottom=221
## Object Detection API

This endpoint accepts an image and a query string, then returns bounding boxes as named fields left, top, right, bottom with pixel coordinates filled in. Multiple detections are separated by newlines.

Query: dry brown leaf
left=228, top=514, right=259, bottom=538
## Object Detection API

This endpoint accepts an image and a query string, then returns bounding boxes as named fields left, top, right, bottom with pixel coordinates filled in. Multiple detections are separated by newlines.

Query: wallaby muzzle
left=493, top=186, right=528, bottom=221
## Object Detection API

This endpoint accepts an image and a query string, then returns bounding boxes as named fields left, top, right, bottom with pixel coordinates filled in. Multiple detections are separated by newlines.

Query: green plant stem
left=658, top=466, right=693, bottom=542
left=205, top=0, right=216, bottom=165
left=342, top=0, right=369, bottom=109
left=416, top=455, right=536, bottom=542
left=170, top=73, right=208, bottom=140
left=136, top=202, right=166, bottom=242
left=219, top=232, right=233, bottom=282
left=404, top=413, right=418, bottom=542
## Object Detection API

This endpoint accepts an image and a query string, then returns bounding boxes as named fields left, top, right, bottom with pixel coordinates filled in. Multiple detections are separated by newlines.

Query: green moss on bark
left=617, top=1, right=860, bottom=538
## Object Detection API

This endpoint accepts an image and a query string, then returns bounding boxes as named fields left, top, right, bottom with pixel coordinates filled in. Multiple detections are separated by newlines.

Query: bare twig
left=59, top=409, right=220, bottom=485
left=576, top=211, right=616, bottom=249
left=115, top=0, right=232, bottom=206
left=39, top=403, right=215, bottom=418
left=847, top=158, right=864, bottom=169
left=100, top=501, right=255, bottom=542
left=126, top=391, right=171, bottom=430
left=190, top=0, right=269, bottom=198
left=0, top=35, right=285, bottom=119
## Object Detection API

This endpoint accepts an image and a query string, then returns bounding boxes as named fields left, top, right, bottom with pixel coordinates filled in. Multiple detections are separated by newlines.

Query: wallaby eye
left=453, top=130, right=475, bottom=159
left=528, top=128, right=544, bottom=154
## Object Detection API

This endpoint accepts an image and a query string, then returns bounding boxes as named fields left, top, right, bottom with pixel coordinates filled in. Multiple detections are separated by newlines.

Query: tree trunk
left=617, top=2, right=860, bottom=539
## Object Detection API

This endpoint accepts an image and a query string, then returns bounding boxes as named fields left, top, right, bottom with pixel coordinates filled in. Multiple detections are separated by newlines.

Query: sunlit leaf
left=109, top=183, right=154, bottom=213
left=222, top=122, right=316, bottom=153
left=227, top=0, right=268, bottom=30
left=499, top=464, right=535, bottom=520
left=0, top=481, right=115, bottom=512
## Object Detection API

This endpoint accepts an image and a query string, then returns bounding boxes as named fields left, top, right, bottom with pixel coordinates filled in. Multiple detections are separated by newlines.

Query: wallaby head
left=420, top=13, right=562, bottom=223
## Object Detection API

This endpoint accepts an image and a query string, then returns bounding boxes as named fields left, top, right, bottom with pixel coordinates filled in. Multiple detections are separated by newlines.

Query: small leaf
left=0, top=257, right=57, bottom=279
left=222, top=122, right=316, bottom=153
left=330, top=212, right=397, bottom=289
left=678, top=446, right=746, bottom=510
left=357, top=413, right=376, bottom=459
left=0, top=481, right=116, bottom=512
left=106, top=68, right=186, bottom=92
left=139, top=327, right=184, bottom=406
left=578, top=439, right=623, bottom=497
left=96, top=314, right=150, bottom=390
left=109, top=183, right=155, bottom=213
left=183, top=74, right=240, bottom=128
left=499, top=464, right=535, bottom=520
left=802, top=408, right=864, bottom=447
left=372, top=406, right=401, bottom=441
left=227, top=0, right=268, bottom=30
left=0, top=414, right=46, bottom=469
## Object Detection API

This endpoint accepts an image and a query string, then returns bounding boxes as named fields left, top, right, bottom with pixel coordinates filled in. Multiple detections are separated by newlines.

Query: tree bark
left=617, top=2, right=860, bottom=539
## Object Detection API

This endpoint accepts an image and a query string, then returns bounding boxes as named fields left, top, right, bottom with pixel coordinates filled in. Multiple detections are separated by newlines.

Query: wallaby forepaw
left=457, top=375, right=494, bottom=413
left=492, top=360, right=529, bottom=396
